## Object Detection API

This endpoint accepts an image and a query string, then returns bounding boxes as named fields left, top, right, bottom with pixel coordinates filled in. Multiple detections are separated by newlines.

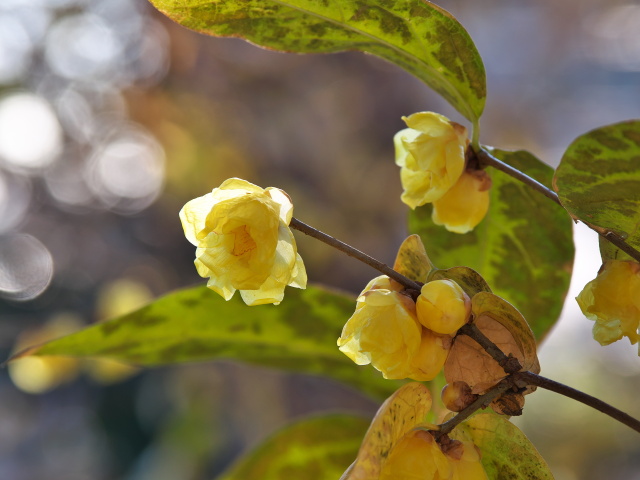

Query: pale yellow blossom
left=576, top=260, right=640, bottom=347
left=431, top=170, right=491, bottom=234
left=337, top=277, right=421, bottom=380
left=180, top=178, right=306, bottom=306
left=394, top=112, right=468, bottom=209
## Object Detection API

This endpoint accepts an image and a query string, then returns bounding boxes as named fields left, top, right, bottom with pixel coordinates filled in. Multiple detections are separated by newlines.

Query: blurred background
left=0, top=0, right=639, bottom=478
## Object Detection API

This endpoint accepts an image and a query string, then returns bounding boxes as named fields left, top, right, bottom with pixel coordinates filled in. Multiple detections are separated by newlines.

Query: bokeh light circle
left=0, top=93, right=62, bottom=171
left=0, top=233, right=54, bottom=301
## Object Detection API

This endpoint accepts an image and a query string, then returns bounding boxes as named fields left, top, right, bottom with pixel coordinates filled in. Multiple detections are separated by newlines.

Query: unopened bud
left=441, top=381, right=478, bottom=412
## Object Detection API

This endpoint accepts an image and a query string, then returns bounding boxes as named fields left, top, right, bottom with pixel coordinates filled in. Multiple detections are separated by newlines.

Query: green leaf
left=10, top=285, right=400, bottom=400
left=149, top=0, right=486, bottom=122
left=451, top=413, right=554, bottom=480
left=409, top=149, right=574, bottom=341
left=554, top=120, right=640, bottom=254
left=218, top=415, right=369, bottom=480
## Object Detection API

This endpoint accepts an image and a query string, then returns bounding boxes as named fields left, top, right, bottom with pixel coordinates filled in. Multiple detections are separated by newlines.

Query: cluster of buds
left=337, top=275, right=471, bottom=381
left=394, top=112, right=491, bottom=233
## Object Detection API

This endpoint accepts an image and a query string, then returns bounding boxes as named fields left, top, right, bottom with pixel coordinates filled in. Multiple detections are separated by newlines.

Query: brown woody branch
left=475, top=148, right=640, bottom=263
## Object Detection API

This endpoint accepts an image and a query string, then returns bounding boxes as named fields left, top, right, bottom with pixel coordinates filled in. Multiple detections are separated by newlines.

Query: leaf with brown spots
left=554, top=120, right=640, bottom=257
left=5, top=285, right=400, bottom=400
left=342, top=382, right=433, bottom=479
left=149, top=0, right=486, bottom=122
left=444, top=292, right=539, bottom=394
left=451, top=413, right=554, bottom=480
left=393, top=234, right=434, bottom=283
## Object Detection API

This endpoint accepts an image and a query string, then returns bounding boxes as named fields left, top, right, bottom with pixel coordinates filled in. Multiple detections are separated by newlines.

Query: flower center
left=230, top=225, right=257, bottom=256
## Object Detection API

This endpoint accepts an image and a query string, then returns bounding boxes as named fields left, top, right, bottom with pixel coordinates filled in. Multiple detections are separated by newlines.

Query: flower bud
left=416, top=279, right=471, bottom=335
left=337, top=281, right=422, bottom=379
left=432, top=170, right=491, bottom=234
left=394, top=112, right=468, bottom=209
left=180, top=178, right=306, bottom=306
left=380, top=430, right=452, bottom=480
left=441, top=381, right=478, bottom=412
left=576, top=260, right=640, bottom=347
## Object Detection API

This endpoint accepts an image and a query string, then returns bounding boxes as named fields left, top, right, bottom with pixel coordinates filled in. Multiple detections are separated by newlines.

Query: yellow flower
left=337, top=276, right=422, bottom=379
left=179, top=178, right=306, bottom=306
left=394, top=112, right=468, bottom=209
left=380, top=430, right=452, bottom=480
left=447, top=441, right=489, bottom=480
left=576, top=260, right=640, bottom=347
left=431, top=170, right=491, bottom=234
left=416, top=279, right=471, bottom=335
left=409, top=328, right=451, bottom=381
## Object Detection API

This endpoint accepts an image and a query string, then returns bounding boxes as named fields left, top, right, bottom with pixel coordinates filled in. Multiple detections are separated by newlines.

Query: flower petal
left=179, top=193, right=217, bottom=246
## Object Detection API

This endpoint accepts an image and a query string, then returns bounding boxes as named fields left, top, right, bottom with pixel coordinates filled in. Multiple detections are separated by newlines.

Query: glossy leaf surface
left=451, top=413, right=554, bottom=480
left=410, top=149, right=574, bottom=341
left=150, top=0, right=486, bottom=122
left=9, top=285, right=400, bottom=399
left=555, top=120, right=640, bottom=255
left=218, top=415, right=369, bottom=480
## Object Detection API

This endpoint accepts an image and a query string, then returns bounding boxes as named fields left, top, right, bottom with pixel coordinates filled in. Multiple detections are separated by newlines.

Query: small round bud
left=441, top=381, right=478, bottom=412
left=416, top=279, right=471, bottom=335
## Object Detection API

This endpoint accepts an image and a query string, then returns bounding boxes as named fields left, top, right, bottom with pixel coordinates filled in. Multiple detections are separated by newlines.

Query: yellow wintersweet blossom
left=394, top=112, right=468, bottom=209
left=380, top=430, right=452, bottom=480
left=409, top=328, right=451, bottom=381
left=416, top=279, right=471, bottom=335
left=179, top=178, right=306, bottom=306
left=337, top=276, right=422, bottom=380
left=447, top=441, right=489, bottom=480
left=431, top=170, right=491, bottom=234
left=576, top=260, right=640, bottom=348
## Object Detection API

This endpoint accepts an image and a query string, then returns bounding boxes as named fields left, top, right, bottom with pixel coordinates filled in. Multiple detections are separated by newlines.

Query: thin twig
left=289, top=217, right=422, bottom=291
left=476, top=148, right=561, bottom=206
left=517, top=371, right=640, bottom=434
left=458, top=323, right=522, bottom=373
left=476, top=147, right=640, bottom=263
left=435, top=379, right=514, bottom=438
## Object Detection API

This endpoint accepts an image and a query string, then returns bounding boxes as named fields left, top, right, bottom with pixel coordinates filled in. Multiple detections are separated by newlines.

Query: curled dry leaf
left=393, top=234, right=434, bottom=284
left=341, top=382, right=433, bottom=480
left=491, top=391, right=526, bottom=416
left=444, top=292, right=540, bottom=395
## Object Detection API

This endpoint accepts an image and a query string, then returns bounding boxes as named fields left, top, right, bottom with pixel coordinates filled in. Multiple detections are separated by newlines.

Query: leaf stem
left=289, top=217, right=422, bottom=291
left=475, top=147, right=640, bottom=263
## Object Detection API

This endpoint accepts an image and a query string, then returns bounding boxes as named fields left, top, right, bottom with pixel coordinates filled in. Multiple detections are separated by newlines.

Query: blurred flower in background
left=1, top=0, right=640, bottom=479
